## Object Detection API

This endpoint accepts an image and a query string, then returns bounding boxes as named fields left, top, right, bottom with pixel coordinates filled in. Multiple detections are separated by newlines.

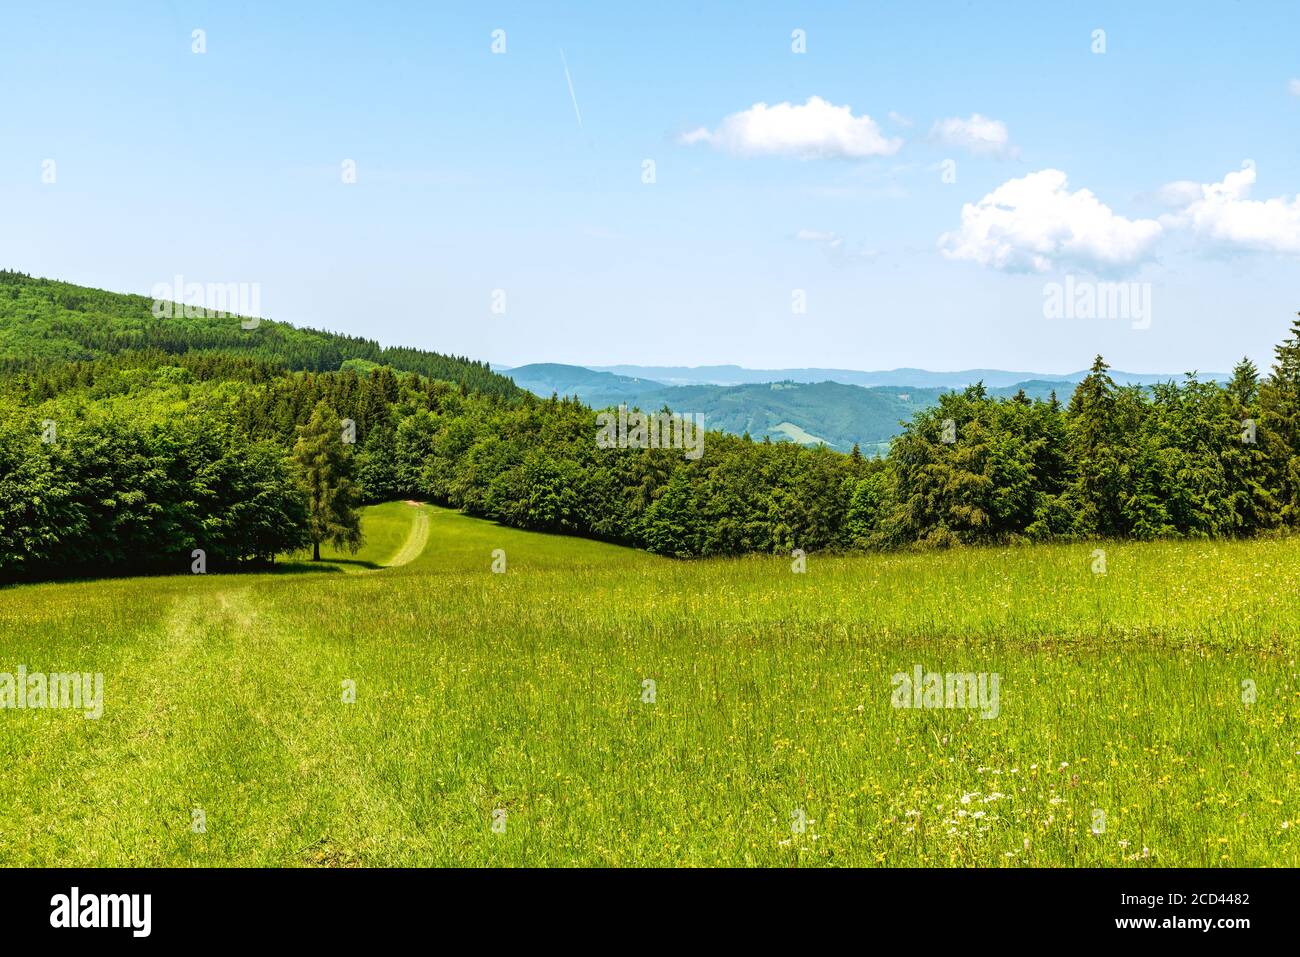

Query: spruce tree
left=293, top=401, right=363, bottom=561
left=1258, top=315, right=1300, bottom=523
left=1223, top=356, right=1275, bottom=531
left=1065, top=355, right=1123, bottom=535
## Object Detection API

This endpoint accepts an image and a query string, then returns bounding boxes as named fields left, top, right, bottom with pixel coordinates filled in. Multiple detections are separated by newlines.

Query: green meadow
left=0, top=502, right=1295, bottom=866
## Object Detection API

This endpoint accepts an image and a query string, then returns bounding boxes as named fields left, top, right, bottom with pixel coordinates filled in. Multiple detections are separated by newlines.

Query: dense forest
left=0, top=270, right=518, bottom=397
left=2, top=272, right=1300, bottom=580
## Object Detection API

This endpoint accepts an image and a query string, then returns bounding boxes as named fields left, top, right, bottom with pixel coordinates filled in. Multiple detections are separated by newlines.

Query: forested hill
left=0, top=270, right=519, bottom=398
left=5, top=268, right=1300, bottom=583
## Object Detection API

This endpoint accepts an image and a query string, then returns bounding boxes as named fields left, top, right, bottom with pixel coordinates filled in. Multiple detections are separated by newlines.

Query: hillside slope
left=0, top=270, right=520, bottom=397
left=507, top=362, right=661, bottom=400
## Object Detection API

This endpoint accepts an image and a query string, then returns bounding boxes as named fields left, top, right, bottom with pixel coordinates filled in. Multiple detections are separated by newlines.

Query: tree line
left=4, top=308, right=1300, bottom=579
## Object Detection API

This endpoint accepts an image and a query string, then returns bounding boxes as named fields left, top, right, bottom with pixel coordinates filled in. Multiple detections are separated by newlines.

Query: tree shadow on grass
left=273, top=558, right=382, bottom=574
left=0, top=556, right=374, bottom=590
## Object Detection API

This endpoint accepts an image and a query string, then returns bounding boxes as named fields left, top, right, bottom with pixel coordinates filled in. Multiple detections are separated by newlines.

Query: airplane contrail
left=560, top=49, right=583, bottom=128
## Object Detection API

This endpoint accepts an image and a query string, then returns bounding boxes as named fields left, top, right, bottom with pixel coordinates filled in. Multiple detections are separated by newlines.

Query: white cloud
left=1289, top=78, right=1300, bottom=96
left=938, top=169, right=1163, bottom=273
left=796, top=228, right=841, bottom=246
left=887, top=111, right=914, bottom=128
left=795, top=228, right=877, bottom=262
left=1153, top=179, right=1203, bottom=208
left=929, top=113, right=1016, bottom=157
left=1163, top=164, right=1300, bottom=255
left=679, top=96, right=901, bottom=159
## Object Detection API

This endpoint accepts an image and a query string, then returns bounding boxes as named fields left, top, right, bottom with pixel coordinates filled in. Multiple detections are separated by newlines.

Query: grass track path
left=382, top=503, right=430, bottom=568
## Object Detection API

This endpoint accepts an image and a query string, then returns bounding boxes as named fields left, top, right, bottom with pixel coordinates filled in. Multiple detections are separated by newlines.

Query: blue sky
left=3, top=1, right=1300, bottom=374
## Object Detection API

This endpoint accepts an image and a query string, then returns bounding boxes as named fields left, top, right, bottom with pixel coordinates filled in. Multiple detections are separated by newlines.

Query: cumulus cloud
left=941, top=164, right=1300, bottom=274
left=1162, top=164, right=1300, bottom=255
left=938, top=169, right=1163, bottom=273
left=679, top=96, right=901, bottom=159
left=929, top=113, right=1016, bottom=158
left=1153, top=179, right=1203, bottom=208
left=1290, top=78, right=1300, bottom=96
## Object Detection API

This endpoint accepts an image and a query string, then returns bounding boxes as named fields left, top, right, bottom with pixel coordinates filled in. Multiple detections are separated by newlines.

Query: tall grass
left=0, top=505, right=1294, bottom=866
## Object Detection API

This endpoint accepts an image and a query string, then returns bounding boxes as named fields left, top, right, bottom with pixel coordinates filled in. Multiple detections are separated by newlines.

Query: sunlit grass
left=284, top=499, right=428, bottom=571
left=0, top=505, right=1294, bottom=866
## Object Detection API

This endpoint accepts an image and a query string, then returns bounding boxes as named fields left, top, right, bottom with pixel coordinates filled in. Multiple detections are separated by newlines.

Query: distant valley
left=500, top=362, right=1227, bottom=454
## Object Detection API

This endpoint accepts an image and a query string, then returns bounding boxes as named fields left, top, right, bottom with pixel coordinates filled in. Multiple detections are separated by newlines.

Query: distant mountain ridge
left=503, top=362, right=1111, bottom=454
left=573, top=364, right=1228, bottom=389
left=501, top=362, right=662, bottom=396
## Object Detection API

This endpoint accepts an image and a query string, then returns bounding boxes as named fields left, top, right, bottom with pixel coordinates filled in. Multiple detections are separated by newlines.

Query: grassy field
left=0, top=502, right=1295, bottom=866
left=285, top=500, right=431, bottom=571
